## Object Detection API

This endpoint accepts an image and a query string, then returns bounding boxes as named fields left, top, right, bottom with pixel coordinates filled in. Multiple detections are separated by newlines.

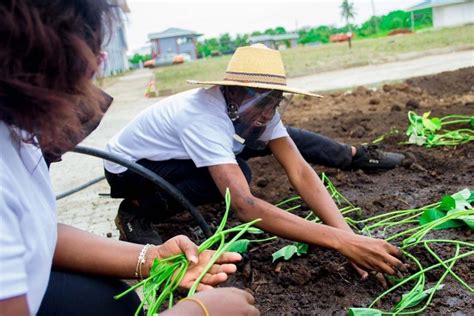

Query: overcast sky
left=125, top=0, right=422, bottom=52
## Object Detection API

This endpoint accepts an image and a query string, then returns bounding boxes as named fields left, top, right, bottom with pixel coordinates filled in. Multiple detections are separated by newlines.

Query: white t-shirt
left=104, top=86, right=288, bottom=173
left=0, top=122, right=57, bottom=315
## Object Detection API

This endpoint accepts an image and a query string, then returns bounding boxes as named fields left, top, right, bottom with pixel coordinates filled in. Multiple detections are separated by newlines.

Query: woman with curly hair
left=0, top=1, right=258, bottom=315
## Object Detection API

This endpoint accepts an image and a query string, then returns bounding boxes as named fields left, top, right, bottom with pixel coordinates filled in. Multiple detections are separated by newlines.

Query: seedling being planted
left=348, top=189, right=474, bottom=316
left=266, top=173, right=473, bottom=315
left=114, top=188, right=260, bottom=315
left=271, top=173, right=361, bottom=262
left=404, top=111, right=474, bottom=147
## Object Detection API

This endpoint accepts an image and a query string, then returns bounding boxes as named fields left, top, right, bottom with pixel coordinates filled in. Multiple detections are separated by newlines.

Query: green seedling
left=371, top=127, right=400, bottom=144
left=270, top=174, right=473, bottom=315
left=271, top=173, right=361, bottom=261
left=347, top=188, right=473, bottom=316
left=403, top=111, right=474, bottom=147
left=272, top=242, right=308, bottom=262
left=114, top=188, right=260, bottom=315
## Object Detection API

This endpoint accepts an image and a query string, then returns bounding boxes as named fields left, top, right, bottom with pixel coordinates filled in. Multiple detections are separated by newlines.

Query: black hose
left=72, top=146, right=212, bottom=237
left=56, top=176, right=106, bottom=200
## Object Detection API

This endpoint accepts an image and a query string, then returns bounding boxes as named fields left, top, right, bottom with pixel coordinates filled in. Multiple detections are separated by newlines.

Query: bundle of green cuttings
left=114, top=188, right=260, bottom=316
left=404, top=111, right=474, bottom=147
left=266, top=175, right=473, bottom=315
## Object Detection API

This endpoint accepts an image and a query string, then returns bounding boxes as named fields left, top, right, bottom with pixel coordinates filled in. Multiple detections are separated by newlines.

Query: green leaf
left=422, top=116, right=441, bottom=132
left=272, top=245, right=298, bottom=262
left=419, top=208, right=464, bottom=230
left=246, top=227, right=264, bottom=234
left=460, top=216, right=474, bottom=229
left=451, top=189, right=473, bottom=210
left=470, top=116, right=474, bottom=127
left=348, top=308, right=382, bottom=316
left=408, top=133, right=426, bottom=146
left=226, top=239, right=250, bottom=253
left=296, top=242, right=309, bottom=254
left=272, top=242, right=308, bottom=262
left=394, top=285, right=444, bottom=311
left=439, top=196, right=455, bottom=211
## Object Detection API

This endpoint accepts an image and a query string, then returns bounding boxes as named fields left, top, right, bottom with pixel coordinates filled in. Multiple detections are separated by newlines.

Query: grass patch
left=153, top=24, right=474, bottom=94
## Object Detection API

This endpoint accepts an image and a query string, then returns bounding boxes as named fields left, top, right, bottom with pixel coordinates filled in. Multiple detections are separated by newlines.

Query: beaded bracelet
left=179, top=297, right=209, bottom=316
left=134, top=244, right=153, bottom=280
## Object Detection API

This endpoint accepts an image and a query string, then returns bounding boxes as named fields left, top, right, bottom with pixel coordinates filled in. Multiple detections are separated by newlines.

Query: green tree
left=218, top=33, right=233, bottom=54
left=234, top=34, right=249, bottom=48
left=340, top=0, right=356, bottom=48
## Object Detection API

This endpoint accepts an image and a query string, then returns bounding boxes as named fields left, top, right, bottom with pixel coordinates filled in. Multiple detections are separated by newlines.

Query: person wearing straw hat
left=104, top=44, right=407, bottom=281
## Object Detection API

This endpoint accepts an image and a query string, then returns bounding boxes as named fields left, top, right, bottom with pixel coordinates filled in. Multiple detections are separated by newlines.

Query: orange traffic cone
left=144, top=79, right=157, bottom=97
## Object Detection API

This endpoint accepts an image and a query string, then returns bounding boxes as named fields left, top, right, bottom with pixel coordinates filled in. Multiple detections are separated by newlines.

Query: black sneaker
left=351, top=145, right=405, bottom=171
left=115, top=200, right=163, bottom=245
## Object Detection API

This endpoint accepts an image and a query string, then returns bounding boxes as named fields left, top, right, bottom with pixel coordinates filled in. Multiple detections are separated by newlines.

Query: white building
left=102, top=0, right=130, bottom=76
left=409, top=0, right=474, bottom=28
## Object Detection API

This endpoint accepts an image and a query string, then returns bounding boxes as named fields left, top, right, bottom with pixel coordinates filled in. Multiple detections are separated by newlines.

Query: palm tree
left=340, top=0, right=356, bottom=48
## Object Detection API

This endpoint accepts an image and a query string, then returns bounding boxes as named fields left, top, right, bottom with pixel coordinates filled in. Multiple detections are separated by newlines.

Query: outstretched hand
left=339, top=234, right=408, bottom=278
left=150, top=235, right=242, bottom=291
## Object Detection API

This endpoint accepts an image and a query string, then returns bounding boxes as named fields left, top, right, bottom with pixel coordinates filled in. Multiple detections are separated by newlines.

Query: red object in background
left=329, top=33, right=353, bottom=43
left=388, top=29, right=413, bottom=36
left=144, top=59, right=155, bottom=68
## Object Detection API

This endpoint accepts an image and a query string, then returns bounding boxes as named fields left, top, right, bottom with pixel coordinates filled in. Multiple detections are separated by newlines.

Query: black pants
left=38, top=270, right=143, bottom=316
left=104, top=127, right=351, bottom=219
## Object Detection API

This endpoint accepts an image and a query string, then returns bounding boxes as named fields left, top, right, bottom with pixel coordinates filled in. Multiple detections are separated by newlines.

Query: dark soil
left=158, top=67, right=474, bottom=315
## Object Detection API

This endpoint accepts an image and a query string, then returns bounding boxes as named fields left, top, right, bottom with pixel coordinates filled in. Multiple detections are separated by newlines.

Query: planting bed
left=157, top=67, right=473, bottom=315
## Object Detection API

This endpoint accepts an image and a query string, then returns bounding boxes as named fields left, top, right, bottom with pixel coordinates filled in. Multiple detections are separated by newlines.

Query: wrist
left=332, top=230, right=352, bottom=252
left=177, top=298, right=209, bottom=316
left=142, top=245, right=162, bottom=278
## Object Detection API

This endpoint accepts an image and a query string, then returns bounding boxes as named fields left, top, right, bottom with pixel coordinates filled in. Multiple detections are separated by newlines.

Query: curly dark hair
left=0, top=0, right=114, bottom=156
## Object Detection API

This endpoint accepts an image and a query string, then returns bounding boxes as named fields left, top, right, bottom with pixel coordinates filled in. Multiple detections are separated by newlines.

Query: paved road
left=51, top=50, right=474, bottom=238
left=288, top=50, right=474, bottom=93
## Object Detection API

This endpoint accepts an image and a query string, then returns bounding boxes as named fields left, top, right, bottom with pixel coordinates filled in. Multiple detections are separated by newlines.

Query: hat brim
left=186, top=80, right=323, bottom=98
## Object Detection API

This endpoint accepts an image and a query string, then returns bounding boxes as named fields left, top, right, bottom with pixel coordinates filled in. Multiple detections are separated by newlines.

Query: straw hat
left=187, top=44, right=322, bottom=97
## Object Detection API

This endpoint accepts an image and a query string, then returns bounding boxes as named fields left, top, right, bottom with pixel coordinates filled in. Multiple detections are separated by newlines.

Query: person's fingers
left=214, top=252, right=242, bottom=264
left=246, top=305, right=260, bottom=316
left=240, top=289, right=256, bottom=304
left=177, top=236, right=199, bottom=264
left=207, top=263, right=237, bottom=275
left=351, top=262, right=369, bottom=281
left=386, top=243, right=403, bottom=259
left=200, top=272, right=228, bottom=286
left=374, top=272, right=388, bottom=289
left=378, top=261, right=396, bottom=275
left=384, top=255, right=405, bottom=273
left=356, top=268, right=369, bottom=281
left=195, top=283, right=214, bottom=292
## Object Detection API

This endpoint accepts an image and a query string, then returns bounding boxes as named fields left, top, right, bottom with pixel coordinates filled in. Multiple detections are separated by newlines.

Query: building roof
left=148, top=28, right=202, bottom=40
left=249, top=33, right=299, bottom=43
left=407, top=0, right=470, bottom=11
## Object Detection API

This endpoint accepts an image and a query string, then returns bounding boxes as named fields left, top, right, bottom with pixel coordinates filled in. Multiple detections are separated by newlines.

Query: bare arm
left=268, top=137, right=353, bottom=232
left=0, top=295, right=29, bottom=316
left=53, top=224, right=144, bottom=278
left=208, top=162, right=350, bottom=250
left=209, top=139, right=406, bottom=275
left=54, top=224, right=241, bottom=287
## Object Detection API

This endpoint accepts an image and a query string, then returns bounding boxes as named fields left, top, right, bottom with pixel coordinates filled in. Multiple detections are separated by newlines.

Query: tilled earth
left=157, top=67, right=474, bottom=315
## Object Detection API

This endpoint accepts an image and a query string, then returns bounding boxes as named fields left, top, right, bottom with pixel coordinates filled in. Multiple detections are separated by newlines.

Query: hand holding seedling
left=146, top=235, right=242, bottom=291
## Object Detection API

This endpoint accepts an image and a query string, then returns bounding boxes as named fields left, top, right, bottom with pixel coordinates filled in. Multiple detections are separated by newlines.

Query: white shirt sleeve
left=0, top=170, right=28, bottom=299
left=179, top=115, right=237, bottom=168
